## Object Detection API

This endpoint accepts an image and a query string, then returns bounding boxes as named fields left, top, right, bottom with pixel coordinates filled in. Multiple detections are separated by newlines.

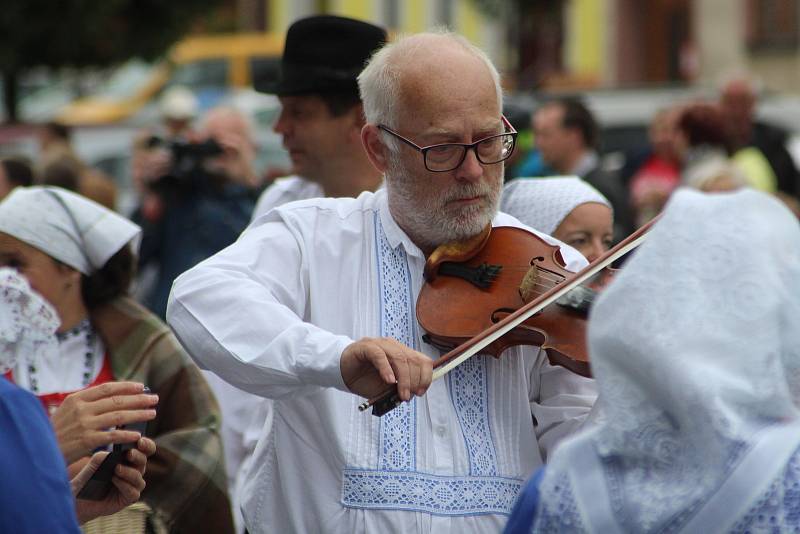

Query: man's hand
left=131, top=144, right=172, bottom=193
left=72, top=437, right=156, bottom=524
left=51, top=382, right=158, bottom=464
left=341, top=337, right=433, bottom=402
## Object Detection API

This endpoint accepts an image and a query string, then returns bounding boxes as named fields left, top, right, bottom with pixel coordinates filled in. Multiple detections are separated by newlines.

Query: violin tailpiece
left=438, top=262, right=502, bottom=289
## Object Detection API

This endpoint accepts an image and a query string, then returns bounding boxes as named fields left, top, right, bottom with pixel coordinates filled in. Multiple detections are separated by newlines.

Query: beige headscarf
left=0, top=186, right=141, bottom=275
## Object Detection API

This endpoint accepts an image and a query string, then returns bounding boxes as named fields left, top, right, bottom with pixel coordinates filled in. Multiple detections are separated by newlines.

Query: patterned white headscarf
left=0, top=186, right=141, bottom=275
left=0, top=268, right=60, bottom=374
left=532, top=187, right=800, bottom=533
left=500, top=177, right=611, bottom=235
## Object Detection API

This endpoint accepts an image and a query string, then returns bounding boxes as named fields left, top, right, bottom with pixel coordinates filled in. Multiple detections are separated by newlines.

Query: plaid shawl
left=92, top=297, right=235, bottom=534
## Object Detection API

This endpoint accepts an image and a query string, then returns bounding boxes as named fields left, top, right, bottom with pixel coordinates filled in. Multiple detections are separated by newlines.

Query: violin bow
left=359, top=215, right=660, bottom=416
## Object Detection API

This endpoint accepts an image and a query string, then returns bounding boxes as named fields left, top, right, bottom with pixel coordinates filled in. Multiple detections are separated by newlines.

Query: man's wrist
left=296, top=335, right=352, bottom=392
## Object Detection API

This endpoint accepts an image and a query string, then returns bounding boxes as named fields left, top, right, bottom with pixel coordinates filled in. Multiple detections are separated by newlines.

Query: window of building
left=384, top=0, right=400, bottom=29
left=437, top=0, right=454, bottom=27
left=746, top=0, right=798, bottom=51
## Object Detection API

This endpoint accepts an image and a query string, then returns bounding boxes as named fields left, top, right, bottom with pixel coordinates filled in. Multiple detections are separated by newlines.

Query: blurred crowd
left=1, top=13, right=800, bottom=534
left=505, top=74, right=800, bottom=233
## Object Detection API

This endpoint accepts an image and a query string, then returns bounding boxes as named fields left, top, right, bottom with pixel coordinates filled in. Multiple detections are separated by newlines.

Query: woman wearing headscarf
left=0, top=268, right=154, bottom=532
left=0, top=186, right=235, bottom=533
left=505, top=187, right=800, bottom=533
left=501, top=176, right=614, bottom=261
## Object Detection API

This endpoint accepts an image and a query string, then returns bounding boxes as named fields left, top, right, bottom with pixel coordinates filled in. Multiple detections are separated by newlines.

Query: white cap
left=159, top=86, right=198, bottom=120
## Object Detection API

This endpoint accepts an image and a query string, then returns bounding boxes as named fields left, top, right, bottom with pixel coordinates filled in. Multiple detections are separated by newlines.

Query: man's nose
left=273, top=111, right=290, bottom=135
left=455, top=147, right=483, bottom=182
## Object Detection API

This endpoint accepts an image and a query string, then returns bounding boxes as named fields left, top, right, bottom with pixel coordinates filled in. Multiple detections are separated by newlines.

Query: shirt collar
left=571, top=151, right=599, bottom=177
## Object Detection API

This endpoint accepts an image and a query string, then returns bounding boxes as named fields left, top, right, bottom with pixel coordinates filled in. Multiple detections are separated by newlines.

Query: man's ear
left=361, top=124, right=389, bottom=173
left=566, top=127, right=585, bottom=151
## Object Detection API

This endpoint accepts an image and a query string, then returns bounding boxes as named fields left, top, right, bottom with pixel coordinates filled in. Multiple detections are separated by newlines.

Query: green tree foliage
left=0, top=0, right=222, bottom=123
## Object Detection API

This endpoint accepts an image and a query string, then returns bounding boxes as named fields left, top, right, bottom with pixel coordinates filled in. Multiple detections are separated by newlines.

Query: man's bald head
left=358, top=31, right=503, bottom=131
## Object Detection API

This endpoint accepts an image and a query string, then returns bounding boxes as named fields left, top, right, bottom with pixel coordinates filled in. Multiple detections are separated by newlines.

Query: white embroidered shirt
left=167, top=189, right=596, bottom=534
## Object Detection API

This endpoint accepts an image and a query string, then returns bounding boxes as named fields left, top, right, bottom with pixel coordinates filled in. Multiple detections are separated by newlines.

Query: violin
left=420, top=226, right=615, bottom=377
left=359, top=218, right=656, bottom=416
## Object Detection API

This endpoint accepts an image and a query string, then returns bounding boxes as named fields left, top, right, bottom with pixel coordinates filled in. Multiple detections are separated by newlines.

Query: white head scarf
left=500, top=177, right=612, bottom=235
left=0, top=268, right=59, bottom=374
left=0, top=186, right=141, bottom=275
left=533, top=187, right=800, bottom=533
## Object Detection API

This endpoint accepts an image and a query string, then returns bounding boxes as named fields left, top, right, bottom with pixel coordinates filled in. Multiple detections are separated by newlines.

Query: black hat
left=256, top=15, right=387, bottom=96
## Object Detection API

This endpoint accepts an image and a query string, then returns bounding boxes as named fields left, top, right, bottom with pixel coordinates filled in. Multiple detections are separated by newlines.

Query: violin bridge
left=519, top=266, right=539, bottom=303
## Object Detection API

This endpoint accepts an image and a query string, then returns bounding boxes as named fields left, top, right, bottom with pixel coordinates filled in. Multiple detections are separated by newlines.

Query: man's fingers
left=342, top=337, right=435, bottom=401
left=418, top=360, right=433, bottom=396
left=362, top=343, right=396, bottom=385
left=407, top=359, right=422, bottom=398
left=387, top=352, right=411, bottom=402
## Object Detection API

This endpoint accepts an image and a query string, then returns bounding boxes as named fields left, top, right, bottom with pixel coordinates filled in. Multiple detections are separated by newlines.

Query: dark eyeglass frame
left=377, top=115, right=518, bottom=172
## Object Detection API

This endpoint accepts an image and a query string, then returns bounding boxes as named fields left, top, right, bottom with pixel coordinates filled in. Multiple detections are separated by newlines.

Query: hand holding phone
left=76, top=387, right=152, bottom=501
left=53, top=381, right=158, bottom=464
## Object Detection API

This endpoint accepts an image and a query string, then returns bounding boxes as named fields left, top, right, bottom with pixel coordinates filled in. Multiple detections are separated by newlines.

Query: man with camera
left=134, top=105, right=260, bottom=320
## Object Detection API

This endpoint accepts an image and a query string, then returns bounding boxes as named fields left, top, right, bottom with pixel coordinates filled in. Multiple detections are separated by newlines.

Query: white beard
left=385, top=153, right=502, bottom=251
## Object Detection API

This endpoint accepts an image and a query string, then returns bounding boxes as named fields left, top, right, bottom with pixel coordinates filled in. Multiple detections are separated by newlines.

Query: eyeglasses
left=378, top=116, right=518, bottom=172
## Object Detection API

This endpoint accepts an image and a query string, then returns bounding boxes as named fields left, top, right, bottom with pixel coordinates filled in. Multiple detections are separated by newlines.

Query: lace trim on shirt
left=730, top=445, right=800, bottom=532
left=374, top=213, right=417, bottom=472
left=448, top=355, right=498, bottom=476
left=341, top=468, right=522, bottom=516
left=531, top=472, right=586, bottom=532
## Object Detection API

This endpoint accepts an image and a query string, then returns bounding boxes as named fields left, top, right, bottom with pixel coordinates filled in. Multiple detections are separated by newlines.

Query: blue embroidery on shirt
left=448, top=356, right=499, bottom=476
left=374, top=213, right=416, bottom=472
left=342, top=468, right=522, bottom=516
left=342, top=213, right=515, bottom=516
left=731, top=445, right=800, bottom=532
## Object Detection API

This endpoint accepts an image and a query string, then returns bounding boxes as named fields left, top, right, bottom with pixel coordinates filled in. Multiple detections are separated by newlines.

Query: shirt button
left=436, top=425, right=447, bottom=437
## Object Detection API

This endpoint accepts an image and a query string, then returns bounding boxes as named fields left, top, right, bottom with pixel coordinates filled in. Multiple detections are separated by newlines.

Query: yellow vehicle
left=56, top=33, right=283, bottom=125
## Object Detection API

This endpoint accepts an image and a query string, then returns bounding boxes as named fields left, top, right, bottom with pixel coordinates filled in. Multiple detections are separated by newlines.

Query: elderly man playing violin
left=167, top=30, right=596, bottom=534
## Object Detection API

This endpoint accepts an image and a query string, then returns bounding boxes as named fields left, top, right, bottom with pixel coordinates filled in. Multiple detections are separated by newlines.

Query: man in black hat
left=250, top=15, right=387, bottom=220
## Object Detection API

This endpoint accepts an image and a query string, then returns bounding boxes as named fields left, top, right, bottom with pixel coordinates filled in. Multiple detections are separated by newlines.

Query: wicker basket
left=81, top=501, right=166, bottom=534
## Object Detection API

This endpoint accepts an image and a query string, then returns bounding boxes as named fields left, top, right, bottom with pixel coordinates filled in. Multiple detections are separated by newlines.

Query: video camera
left=146, top=136, right=224, bottom=192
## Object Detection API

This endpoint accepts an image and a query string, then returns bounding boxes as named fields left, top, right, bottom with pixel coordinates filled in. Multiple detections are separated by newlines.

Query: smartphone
left=76, top=387, right=151, bottom=501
